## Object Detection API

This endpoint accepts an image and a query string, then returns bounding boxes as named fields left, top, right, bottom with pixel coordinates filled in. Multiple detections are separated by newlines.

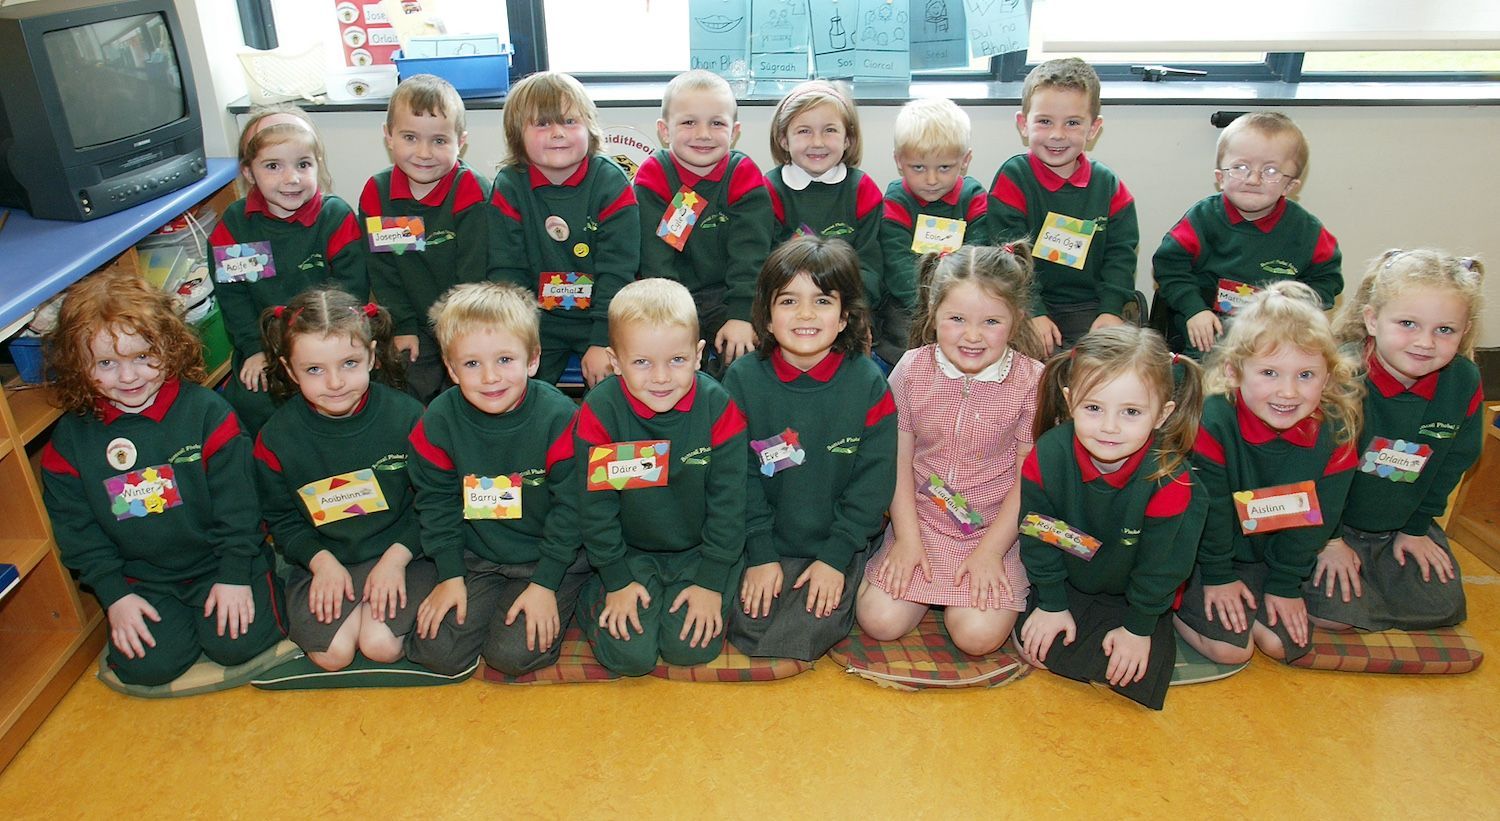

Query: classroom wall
left=291, top=103, right=1500, bottom=347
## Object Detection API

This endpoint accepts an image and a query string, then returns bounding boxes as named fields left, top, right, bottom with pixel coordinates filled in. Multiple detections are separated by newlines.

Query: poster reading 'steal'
left=910, top=0, right=968, bottom=69
left=690, top=0, right=750, bottom=80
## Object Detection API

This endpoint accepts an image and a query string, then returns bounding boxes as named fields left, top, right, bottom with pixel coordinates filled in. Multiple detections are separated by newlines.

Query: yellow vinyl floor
left=4, top=543, right=1499, bottom=820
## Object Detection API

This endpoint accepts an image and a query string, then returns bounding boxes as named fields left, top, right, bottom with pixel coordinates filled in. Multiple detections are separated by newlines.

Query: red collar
left=1028, top=151, right=1092, bottom=192
left=668, top=152, right=729, bottom=186
left=245, top=187, right=323, bottom=226
left=770, top=348, right=843, bottom=383
left=304, top=388, right=372, bottom=418
left=1235, top=390, right=1321, bottom=447
left=902, top=178, right=962, bottom=207
left=1222, top=194, right=1287, bottom=233
left=528, top=160, right=588, bottom=189
left=1366, top=347, right=1439, bottom=400
left=390, top=163, right=459, bottom=205
left=619, top=377, right=697, bottom=418
left=97, top=378, right=181, bottom=424
left=1073, top=432, right=1151, bottom=489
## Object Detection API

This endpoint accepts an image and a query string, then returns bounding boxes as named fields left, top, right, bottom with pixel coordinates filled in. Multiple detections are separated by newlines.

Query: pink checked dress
left=866, top=343, right=1042, bottom=609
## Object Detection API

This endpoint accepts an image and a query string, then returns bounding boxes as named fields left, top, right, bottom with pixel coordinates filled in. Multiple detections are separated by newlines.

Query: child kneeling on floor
left=405, top=282, right=590, bottom=676
left=574, top=278, right=748, bottom=675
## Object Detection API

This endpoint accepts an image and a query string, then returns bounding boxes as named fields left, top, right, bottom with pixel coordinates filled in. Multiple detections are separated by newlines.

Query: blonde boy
left=989, top=58, right=1140, bottom=355
left=1152, top=112, right=1341, bottom=356
left=633, top=70, right=775, bottom=371
left=405, top=282, right=588, bottom=676
left=878, top=97, right=992, bottom=363
left=573, top=278, right=748, bottom=675
left=361, top=74, right=492, bottom=401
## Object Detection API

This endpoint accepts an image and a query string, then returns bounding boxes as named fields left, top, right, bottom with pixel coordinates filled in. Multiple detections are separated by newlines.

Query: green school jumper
left=880, top=176, right=991, bottom=313
left=209, top=189, right=367, bottom=431
left=360, top=162, right=492, bottom=338
left=1343, top=353, right=1484, bottom=536
left=408, top=381, right=582, bottom=586
left=1020, top=423, right=1202, bottom=636
left=1192, top=394, right=1358, bottom=598
left=764, top=165, right=886, bottom=306
left=40, top=380, right=284, bottom=684
left=573, top=373, right=747, bottom=674
left=489, top=157, right=641, bottom=382
left=633, top=149, right=775, bottom=326
left=1152, top=193, right=1341, bottom=350
left=252, top=383, right=425, bottom=569
left=989, top=152, right=1140, bottom=319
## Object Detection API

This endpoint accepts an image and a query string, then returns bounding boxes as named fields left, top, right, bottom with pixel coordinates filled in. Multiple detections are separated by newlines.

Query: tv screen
left=41, top=11, right=185, bottom=149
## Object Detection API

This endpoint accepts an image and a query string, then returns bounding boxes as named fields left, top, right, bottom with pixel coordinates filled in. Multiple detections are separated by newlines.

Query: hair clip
left=1001, top=243, right=1015, bottom=254
left=1459, top=257, right=1479, bottom=273
left=1068, top=347, right=1077, bottom=360
left=290, top=307, right=305, bottom=324
left=1170, top=352, right=1180, bottom=364
left=937, top=249, right=954, bottom=259
left=272, top=305, right=287, bottom=318
left=360, top=303, right=379, bottom=318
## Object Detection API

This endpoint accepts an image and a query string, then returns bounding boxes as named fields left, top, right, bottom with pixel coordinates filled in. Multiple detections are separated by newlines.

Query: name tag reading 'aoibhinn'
left=1232, top=481, right=1323, bottom=534
left=298, top=469, right=390, bottom=526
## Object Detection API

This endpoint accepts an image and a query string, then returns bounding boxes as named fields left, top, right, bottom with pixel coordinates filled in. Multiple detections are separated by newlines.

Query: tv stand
left=0, top=158, right=237, bottom=771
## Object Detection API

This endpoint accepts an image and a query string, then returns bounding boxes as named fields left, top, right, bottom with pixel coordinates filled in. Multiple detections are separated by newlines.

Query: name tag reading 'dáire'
left=587, top=440, right=671, bottom=491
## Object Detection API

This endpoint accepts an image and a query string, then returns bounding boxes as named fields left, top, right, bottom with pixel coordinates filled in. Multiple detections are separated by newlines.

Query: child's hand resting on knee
left=363, top=544, right=413, bottom=622
left=309, top=550, right=355, bottom=624
left=1102, top=627, right=1150, bottom=687
left=107, top=593, right=161, bottom=659
left=204, top=583, right=255, bottom=639
left=416, top=577, right=468, bottom=640
left=740, top=561, right=783, bottom=619
left=1203, top=580, right=1256, bottom=634
left=1263, top=593, right=1309, bottom=647
left=875, top=536, right=931, bottom=600
left=1313, top=537, right=1363, bottom=602
left=601, top=582, right=650, bottom=640
left=671, top=584, right=723, bottom=649
left=955, top=547, right=1012, bottom=610
left=1393, top=531, right=1455, bottom=583
left=1020, top=608, right=1074, bottom=664
left=795, top=560, right=844, bottom=619
left=507, top=582, right=561, bottom=652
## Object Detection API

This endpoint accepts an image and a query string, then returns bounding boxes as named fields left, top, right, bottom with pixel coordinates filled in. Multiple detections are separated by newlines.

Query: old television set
left=0, top=0, right=206, bottom=221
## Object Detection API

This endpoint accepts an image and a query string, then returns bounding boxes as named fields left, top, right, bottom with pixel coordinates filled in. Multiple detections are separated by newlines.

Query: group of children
left=35, top=57, right=1486, bottom=710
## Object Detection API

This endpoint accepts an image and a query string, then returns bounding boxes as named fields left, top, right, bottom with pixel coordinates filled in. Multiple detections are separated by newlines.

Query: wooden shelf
left=0, top=611, right=106, bottom=770
left=5, top=385, right=62, bottom=449
left=0, top=538, right=51, bottom=578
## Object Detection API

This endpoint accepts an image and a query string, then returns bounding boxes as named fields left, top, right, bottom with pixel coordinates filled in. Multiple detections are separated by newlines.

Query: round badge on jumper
left=106, top=437, right=137, bottom=471
left=573, top=243, right=590, bottom=258
left=545, top=216, right=570, bottom=242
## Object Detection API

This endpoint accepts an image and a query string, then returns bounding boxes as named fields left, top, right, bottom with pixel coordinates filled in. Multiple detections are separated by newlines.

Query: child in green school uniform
left=634, top=69, right=776, bottom=372
left=723, top=235, right=897, bottom=661
left=361, top=74, right=492, bottom=402
left=574, top=278, right=748, bottom=675
left=489, top=71, right=641, bottom=387
left=405, top=282, right=589, bottom=676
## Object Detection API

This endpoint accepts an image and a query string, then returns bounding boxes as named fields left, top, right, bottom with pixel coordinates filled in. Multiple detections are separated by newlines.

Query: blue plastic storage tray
left=392, top=47, right=512, bottom=99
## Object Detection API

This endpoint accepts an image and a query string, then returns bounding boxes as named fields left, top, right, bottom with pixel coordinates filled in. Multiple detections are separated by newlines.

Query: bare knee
left=1174, top=616, right=1253, bottom=665
left=359, top=616, right=405, bottom=664
left=308, top=615, right=360, bottom=670
left=1252, top=623, right=1285, bottom=661
left=947, top=609, right=1016, bottom=656
left=855, top=586, right=924, bottom=641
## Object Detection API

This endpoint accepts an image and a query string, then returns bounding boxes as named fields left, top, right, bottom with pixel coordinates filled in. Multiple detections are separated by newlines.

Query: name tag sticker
left=105, top=465, right=184, bottom=520
left=212, top=241, right=275, bottom=283
left=750, top=428, right=805, bottom=477
left=298, top=468, right=390, bottom=525
left=1033, top=212, right=1096, bottom=270
left=463, top=473, right=523, bottom=519
left=656, top=186, right=708, bottom=251
left=1233, top=481, right=1322, bottom=534
left=922, top=474, right=983, bottom=534
left=587, top=440, right=671, bottom=491
left=1215, top=278, right=1260, bottom=315
left=1020, top=512, right=1102, bottom=561
left=1360, top=437, right=1432, bottom=483
left=538, top=272, right=594, bottom=310
left=365, top=216, right=426, bottom=253
left=911, top=215, right=967, bottom=255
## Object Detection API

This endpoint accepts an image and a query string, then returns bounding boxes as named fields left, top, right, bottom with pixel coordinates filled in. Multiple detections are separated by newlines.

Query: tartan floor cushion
left=826, top=612, right=1030, bottom=691
left=1169, top=634, right=1250, bottom=685
left=1288, top=625, right=1484, bottom=675
left=251, top=653, right=477, bottom=689
left=97, top=639, right=302, bottom=699
left=480, top=627, right=621, bottom=685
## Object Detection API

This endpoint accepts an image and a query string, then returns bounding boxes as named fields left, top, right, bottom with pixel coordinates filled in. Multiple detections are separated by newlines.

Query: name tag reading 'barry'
left=1232, top=481, right=1322, bottom=534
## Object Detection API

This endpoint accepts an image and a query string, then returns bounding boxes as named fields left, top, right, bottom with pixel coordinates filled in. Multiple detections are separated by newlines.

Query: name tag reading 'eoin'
left=1232, top=481, right=1323, bottom=534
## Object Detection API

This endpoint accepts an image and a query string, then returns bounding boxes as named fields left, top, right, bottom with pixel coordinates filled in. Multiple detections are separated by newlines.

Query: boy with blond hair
left=574, top=278, right=748, bottom=675
left=404, top=281, right=587, bottom=676
left=1152, top=111, right=1341, bottom=356
left=362, top=74, right=493, bottom=401
left=879, top=97, right=991, bottom=363
left=634, top=70, right=775, bottom=371
left=990, top=58, right=1140, bottom=355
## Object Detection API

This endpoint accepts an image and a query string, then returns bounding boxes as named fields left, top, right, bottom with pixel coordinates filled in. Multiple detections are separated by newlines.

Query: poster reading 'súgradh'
left=750, top=0, right=812, bottom=79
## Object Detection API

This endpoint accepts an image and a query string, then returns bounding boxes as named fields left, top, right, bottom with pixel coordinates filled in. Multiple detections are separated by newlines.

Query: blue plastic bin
left=392, top=46, right=513, bottom=98
left=8, top=336, right=46, bottom=384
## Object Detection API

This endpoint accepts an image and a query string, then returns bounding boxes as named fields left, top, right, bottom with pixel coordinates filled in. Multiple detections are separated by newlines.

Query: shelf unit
left=1448, top=404, right=1500, bottom=572
left=0, top=161, right=238, bottom=771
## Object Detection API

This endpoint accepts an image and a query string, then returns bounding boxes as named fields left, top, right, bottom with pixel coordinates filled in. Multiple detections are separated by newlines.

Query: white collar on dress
left=782, top=162, right=848, bottom=191
left=934, top=345, right=1014, bottom=383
